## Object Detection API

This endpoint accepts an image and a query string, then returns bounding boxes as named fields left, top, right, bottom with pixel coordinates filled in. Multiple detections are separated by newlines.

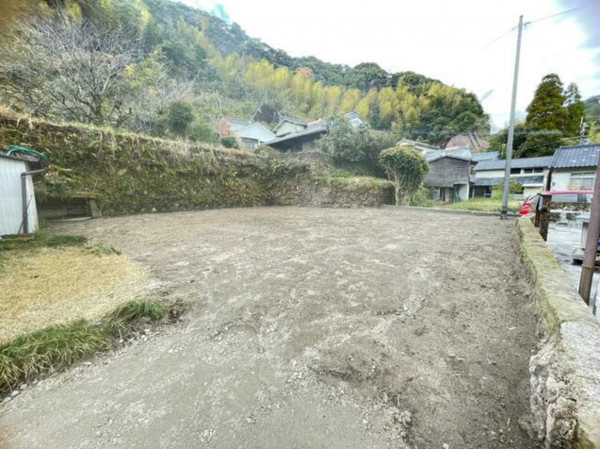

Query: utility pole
left=578, top=158, right=600, bottom=305
left=580, top=117, right=590, bottom=145
left=501, top=15, right=525, bottom=219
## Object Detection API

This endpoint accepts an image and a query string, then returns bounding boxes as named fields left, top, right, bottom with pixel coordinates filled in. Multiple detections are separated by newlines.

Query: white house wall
left=0, top=158, right=38, bottom=236
left=523, top=186, right=543, bottom=199
left=552, top=168, right=595, bottom=190
left=475, top=169, right=505, bottom=179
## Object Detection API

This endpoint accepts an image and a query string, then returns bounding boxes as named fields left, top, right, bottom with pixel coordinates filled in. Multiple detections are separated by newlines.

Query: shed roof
left=426, top=148, right=472, bottom=163
left=0, top=153, right=32, bottom=165
left=551, top=144, right=600, bottom=169
left=474, top=156, right=553, bottom=171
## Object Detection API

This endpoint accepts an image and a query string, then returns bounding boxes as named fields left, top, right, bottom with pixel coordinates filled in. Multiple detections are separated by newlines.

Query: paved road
left=0, top=208, right=539, bottom=449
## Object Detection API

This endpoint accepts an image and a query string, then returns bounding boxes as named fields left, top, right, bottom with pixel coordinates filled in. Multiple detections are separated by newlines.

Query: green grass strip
left=0, top=300, right=169, bottom=393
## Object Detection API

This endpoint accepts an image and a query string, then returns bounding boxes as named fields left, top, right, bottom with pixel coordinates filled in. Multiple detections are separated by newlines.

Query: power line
left=403, top=129, right=566, bottom=137
left=480, top=25, right=518, bottom=50
left=527, top=0, right=600, bottom=25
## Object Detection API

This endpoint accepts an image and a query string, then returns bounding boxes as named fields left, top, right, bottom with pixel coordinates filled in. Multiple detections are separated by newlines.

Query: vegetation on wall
left=379, top=145, right=429, bottom=205
left=0, top=112, right=309, bottom=215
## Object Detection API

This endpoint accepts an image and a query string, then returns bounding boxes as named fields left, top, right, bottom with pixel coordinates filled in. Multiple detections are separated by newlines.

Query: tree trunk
left=395, top=186, right=401, bottom=206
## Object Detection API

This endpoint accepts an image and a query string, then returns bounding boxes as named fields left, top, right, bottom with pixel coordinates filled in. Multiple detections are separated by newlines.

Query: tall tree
left=525, top=74, right=568, bottom=132
left=564, top=83, right=586, bottom=136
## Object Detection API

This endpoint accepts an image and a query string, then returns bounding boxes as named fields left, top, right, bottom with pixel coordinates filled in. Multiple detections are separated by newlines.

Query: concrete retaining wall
left=517, top=217, right=600, bottom=448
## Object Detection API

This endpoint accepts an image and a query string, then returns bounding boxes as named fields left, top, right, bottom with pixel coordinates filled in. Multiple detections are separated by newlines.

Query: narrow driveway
left=0, top=208, right=538, bottom=448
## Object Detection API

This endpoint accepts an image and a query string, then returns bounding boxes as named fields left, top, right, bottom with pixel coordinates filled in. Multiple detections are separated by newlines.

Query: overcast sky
left=180, top=0, right=600, bottom=129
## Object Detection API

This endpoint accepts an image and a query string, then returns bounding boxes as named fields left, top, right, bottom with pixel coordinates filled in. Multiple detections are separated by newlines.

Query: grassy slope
left=439, top=198, right=521, bottom=212
left=0, top=233, right=172, bottom=394
left=0, top=300, right=169, bottom=393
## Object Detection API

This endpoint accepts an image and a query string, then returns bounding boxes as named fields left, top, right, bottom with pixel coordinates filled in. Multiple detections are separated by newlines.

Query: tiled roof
left=472, top=152, right=499, bottom=162
left=551, top=144, right=600, bottom=169
left=471, top=175, right=545, bottom=187
left=474, top=156, right=553, bottom=171
left=266, top=124, right=328, bottom=145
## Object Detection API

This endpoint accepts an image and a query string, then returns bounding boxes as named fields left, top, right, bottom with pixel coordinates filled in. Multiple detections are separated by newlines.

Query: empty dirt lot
left=0, top=207, right=539, bottom=448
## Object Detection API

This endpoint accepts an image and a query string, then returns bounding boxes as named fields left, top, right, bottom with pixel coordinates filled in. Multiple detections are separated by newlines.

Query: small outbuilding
left=424, top=149, right=473, bottom=202
left=0, top=154, right=39, bottom=236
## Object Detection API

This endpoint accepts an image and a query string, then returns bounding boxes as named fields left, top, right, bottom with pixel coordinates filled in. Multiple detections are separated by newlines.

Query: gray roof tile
left=474, top=156, right=553, bottom=171
left=551, top=144, right=600, bottom=169
left=472, top=151, right=499, bottom=162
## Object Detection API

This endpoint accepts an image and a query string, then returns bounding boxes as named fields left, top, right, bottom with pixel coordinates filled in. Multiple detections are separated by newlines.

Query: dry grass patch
left=0, top=247, right=148, bottom=342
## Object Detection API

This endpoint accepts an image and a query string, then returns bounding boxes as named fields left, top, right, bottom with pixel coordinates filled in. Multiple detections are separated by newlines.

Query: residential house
left=267, top=112, right=363, bottom=152
left=424, top=148, right=473, bottom=202
left=274, top=116, right=310, bottom=137
left=443, top=133, right=490, bottom=153
left=548, top=144, right=600, bottom=190
left=217, top=118, right=276, bottom=150
left=471, top=156, right=553, bottom=199
left=267, top=121, right=328, bottom=152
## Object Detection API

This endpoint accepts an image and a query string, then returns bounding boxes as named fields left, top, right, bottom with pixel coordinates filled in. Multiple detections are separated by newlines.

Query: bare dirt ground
left=0, top=207, right=539, bottom=449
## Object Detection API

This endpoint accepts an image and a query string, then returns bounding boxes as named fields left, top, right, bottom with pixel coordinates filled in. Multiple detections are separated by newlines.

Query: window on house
left=510, top=168, right=521, bottom=175
left=242, top=139, right=258, bottom=149
left=570, top=172, right=595, bottom=190
left=523, top=168, right=544, bottom=174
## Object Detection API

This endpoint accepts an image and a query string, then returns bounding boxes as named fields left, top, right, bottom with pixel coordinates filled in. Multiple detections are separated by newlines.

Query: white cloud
left=179, top=0, right=600, bottom=128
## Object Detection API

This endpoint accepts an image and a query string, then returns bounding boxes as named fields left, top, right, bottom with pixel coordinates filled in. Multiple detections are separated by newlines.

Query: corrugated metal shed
left=474, top=156, right=554, bottom=171
left=551, top=144, right=600, bottom=169
left=471, top=175, right=545, bottom=187
left=0, top=155, right=39, bottom=236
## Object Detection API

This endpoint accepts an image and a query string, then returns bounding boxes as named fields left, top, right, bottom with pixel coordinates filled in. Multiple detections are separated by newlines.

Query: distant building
left=267, top=121, right=328, bottom=152
left=548, top=144, right=600, bottom=191
left=424, top=148, right=473, bottom=202
left=443, top=133, right=490, bottom=153
left=267, top=112, right=363, bottom=152
left=217, top=118, right=276, bottom=150
left=274, top=116, right=309, bottom=138
left=471, top=156, right=553, bottom=199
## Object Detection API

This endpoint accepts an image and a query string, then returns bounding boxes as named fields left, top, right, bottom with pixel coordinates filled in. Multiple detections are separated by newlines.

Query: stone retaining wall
left=274, top=177, right=394, bottom=208
left=517, top=217, right=600, bottom=448
left=0, top=113, right=393, bottom=215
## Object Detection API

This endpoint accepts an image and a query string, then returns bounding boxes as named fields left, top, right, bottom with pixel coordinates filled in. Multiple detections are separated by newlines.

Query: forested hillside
left=0, top=0, right=489, bottom=144
left=586, top=96, right=600, bottom=125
